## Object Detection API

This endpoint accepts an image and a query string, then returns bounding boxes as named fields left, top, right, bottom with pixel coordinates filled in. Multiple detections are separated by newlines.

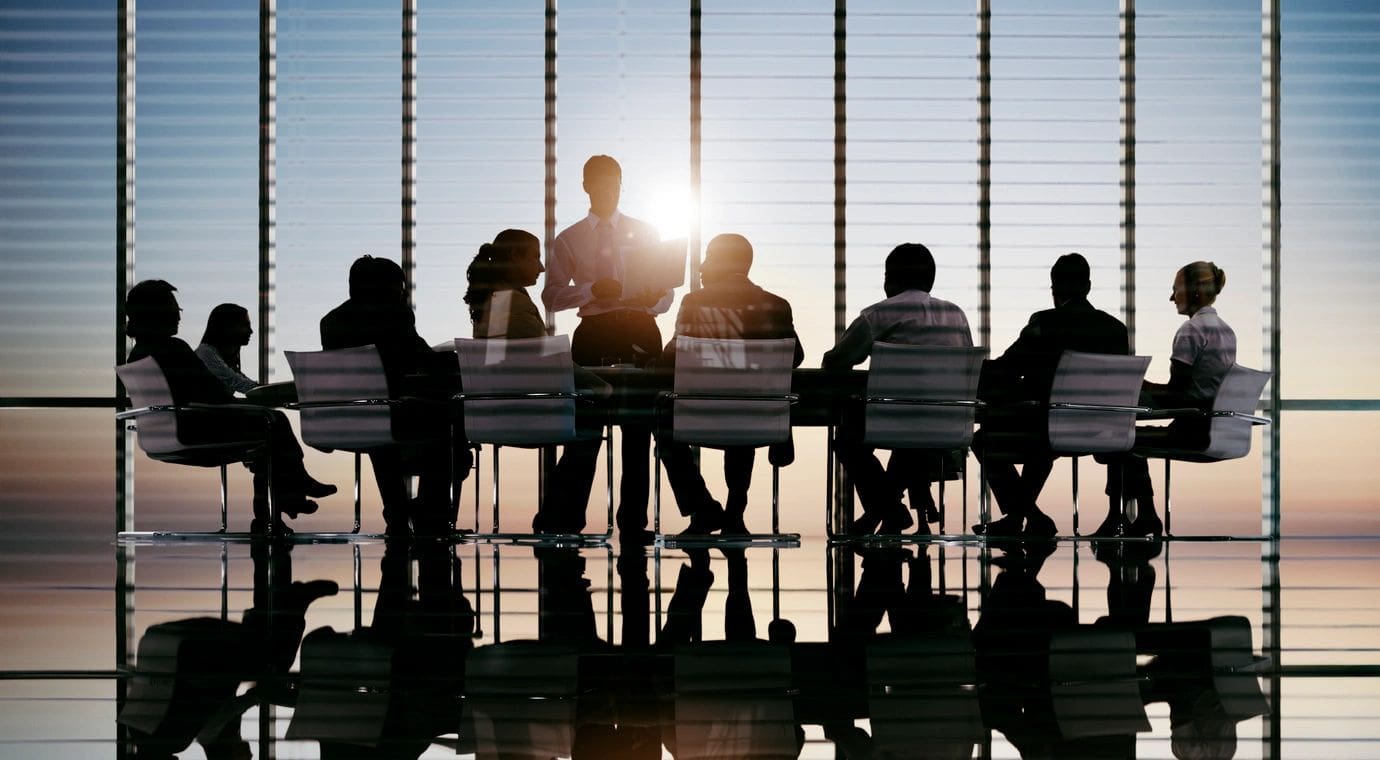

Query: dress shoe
left=1023, top=511, right=1058, bottom=538
left=721, top=513, right=751, bottom=536
left=1090, top=513, right=1128, bottom=539
left=1125, top=505, right=1164, bottom=538
left=280, top=499, right=319, bottom=519
left=923, top=504, right=942, bottom=524
left=973, top=515, right=1023, bottom=537
left=384, top=521, right=413, bottom=540
left=302, top=476, right=338, bottom=499
left=850, top=512, right=881, bottom=536
left=680, top=502, right=726, bottom=537
left=878, top=504, right=915, bottom=535
left=250, top=518, right=293, bottom=537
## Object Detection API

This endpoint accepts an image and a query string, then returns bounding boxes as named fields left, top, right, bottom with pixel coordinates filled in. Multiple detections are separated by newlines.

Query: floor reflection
left=97, top=536, right=1288, bottom=759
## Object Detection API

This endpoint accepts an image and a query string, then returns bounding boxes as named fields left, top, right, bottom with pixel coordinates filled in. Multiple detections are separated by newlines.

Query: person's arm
left=822, top=315, right=872, bottom=370
left=541, top=234, right=594, bottom=313
left=195, top=344, right=258, bottom=395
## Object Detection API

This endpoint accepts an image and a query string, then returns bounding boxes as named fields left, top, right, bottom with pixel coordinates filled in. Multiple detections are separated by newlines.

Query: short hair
left=124, top=279, right=179, bottom=340
left=583, top=154, right=622, bottom=185
left=1179, top=260, right=1226, bottom=301
left=1051, top=252, right=1092, bottom=300
left=702, top=233, right=753, bottom=277
left=884, top=243, right=937, bottom=293
left=348, top=255, right=405, bottom=300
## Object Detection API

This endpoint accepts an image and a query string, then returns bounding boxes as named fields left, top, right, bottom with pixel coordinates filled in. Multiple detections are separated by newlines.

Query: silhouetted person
left=195, top=302, right=337, bottom=496
left=464, top=229, right=549, bottom=340
left=543, top=154, right=672, bottom=544
left=823, top=243, right=974, bottom=535
left=656, top=233, right=805, bottom=536
left=320, top=256, right=463, bottom=538
left=1099, top=261, right=1236, bottom=538
left=123, top=280, right=324, bottom=534
left=118, top=541, right=337, bottom=758
left=972, top=253, right=1129, bottom=538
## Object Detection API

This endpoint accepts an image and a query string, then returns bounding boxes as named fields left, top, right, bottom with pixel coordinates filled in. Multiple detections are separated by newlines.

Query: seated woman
left=1097, top=261, right=1235, bottom=537
left=124, top=281, right=334, bottom=534
left=463, top=230, right=608, bottom=534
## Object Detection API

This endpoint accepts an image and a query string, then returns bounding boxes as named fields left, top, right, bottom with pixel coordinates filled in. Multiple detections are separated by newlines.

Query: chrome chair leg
left=1071, top=455, right=1080, bottom=536
left=491, top=445, right=501, bottom=534
left=937, top=453, right=946, bottom=535
left=219, top=464, right=229, bottom=534
left=771, top=464, right=781, bottom=535
left=352, top=453, right=362, bottom=534
left=1164, top=458, right=1173, bottom=537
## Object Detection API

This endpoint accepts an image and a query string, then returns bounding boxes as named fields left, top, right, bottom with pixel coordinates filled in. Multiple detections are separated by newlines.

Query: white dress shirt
left=1170, top=305, right=1236, bottom=401
left=823, top=289, right=974, bottom=369
left=542, top=210, right=670, bottom=319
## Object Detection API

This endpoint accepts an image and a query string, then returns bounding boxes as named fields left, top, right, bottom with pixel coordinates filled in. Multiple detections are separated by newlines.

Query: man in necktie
left=543, top=155, right=672, bottom=544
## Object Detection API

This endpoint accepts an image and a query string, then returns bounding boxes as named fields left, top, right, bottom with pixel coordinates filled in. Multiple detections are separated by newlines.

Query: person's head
left=493, top=228, right=544, bottom=287
left=348, top=255, right=406, bottom=304
left=124, top=279, right=181, bottom=340
left=883, top=243, right=937, bottom=297
left=1050, top=252, right=1092, bottom=305
left=1172, top=260, right=1226, bottom=316
left=582, top=154, right=622, bottom=218
left=200, top=303, right=252, bottom=349
left=701, top=233, right=754, bottom=285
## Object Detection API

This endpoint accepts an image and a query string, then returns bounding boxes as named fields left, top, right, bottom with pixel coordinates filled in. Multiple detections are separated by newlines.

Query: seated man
left=320, top=255, right=467, bottom=538
left=657, top=233, right=804, bottom=536
left=823, top=243, right=973, bottom=535
left=972, top=253, right=1129, bottom=538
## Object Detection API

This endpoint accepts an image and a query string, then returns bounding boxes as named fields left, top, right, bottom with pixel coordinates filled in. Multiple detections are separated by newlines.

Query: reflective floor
left=2, top=532, right=1378, bottom=759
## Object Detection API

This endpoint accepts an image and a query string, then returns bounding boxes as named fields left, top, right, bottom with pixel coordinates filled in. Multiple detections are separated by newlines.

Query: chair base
left=660, top=532, right=801, bottom=549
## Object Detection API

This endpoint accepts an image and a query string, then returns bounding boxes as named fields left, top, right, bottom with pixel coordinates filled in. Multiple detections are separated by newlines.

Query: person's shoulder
left=555, top=218, right=584, bottom=241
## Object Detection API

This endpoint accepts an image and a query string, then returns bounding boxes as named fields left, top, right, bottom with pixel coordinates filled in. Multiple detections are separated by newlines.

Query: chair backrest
left=1202, top=365, right=1271, bottom=460
left=116, top=357, right=182, bottom=454
left=455, top=336, right=576, bottom=446
left=671, top=337, right=796, bottom=447
left=1048, top=628, right=1152, bottom=738
left=1204, top=615, right=1271, bottom=719
left=1047, top=351, right=1151, bottom=454
left=866, top=634, right=983, bottom=753
left=285, top=346, right=396, bottom=451
left=864, top=343, right=987, bottom=449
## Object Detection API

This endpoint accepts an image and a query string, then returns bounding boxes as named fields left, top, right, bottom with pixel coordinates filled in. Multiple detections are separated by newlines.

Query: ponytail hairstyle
left=1179, top=261, right=1226, bottom=308
left=463, top=243, right=518, bottom=324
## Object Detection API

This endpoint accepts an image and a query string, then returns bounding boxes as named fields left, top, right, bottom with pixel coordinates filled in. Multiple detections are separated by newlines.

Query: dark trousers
left=834, top=411, right=905, bottom=522
left=656, top=440, right=756, bottom=519
left=367, top=446, right=454, bottom=533
left=571, top=310, right=662, bottom=531
left=242, top=409, right=309, bottom=521
left=533, top=439, right=603, bottom=533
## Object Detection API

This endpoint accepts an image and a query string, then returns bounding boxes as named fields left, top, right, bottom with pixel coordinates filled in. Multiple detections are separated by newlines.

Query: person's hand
left=591, top=278, right=622, bottom=300
left=623, top=289, right=664, bottom=309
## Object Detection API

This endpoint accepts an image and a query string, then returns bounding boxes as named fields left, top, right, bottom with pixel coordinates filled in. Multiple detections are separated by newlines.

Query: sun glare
left=643, top=186, right=696, bottom=241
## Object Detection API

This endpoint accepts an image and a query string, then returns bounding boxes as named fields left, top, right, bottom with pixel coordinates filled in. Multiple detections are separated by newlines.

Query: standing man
left=657, top=233, right=805, bottom=536
left=823, top=243, right=974, bottom=535
left=543, top=155, right=673, bottom=544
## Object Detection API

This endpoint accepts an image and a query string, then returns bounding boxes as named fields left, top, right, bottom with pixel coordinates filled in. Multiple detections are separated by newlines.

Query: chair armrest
left=453, top=391, right=584, bottom=401
left=660, top=392, right=801, bottom=404
left=1136, top=407, right=1204, bottom=421
left=862, top=397, right=984, bottom=408
left=1211, top=410, right=1272, bottom=426
left=1048, top=402, right=1151, bottom=414
left=286, top=398, right=411, bottom=411
left=117, top=403, right=277, bottom=421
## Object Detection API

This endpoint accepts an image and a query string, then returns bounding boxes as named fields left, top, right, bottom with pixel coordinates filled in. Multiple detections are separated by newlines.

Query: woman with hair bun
left=1097, top=261, right=1236, bottom=538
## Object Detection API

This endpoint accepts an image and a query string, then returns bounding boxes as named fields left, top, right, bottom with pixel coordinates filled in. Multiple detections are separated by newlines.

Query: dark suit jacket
left=661, top=274, right=805, bottom=369
left=984, top=297, right=1130, bottom=403
left=128, top=336, right=256, bottom=446
left=320, top=297, right=449, bottom=395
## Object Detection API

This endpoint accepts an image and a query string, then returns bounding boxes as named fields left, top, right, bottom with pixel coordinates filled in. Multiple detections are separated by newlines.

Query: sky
left=1, top=0, right=1378, bottom=542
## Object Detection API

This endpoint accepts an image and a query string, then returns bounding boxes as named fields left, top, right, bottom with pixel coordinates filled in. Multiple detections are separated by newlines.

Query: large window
left=5, top=3, right=1378, bottom=538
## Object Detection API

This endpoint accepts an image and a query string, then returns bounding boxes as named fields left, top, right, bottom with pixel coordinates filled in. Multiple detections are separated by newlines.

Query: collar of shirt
left=584, top=209, right=622, bottom=232
left=1194, top=306, right=1218, bottom=319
